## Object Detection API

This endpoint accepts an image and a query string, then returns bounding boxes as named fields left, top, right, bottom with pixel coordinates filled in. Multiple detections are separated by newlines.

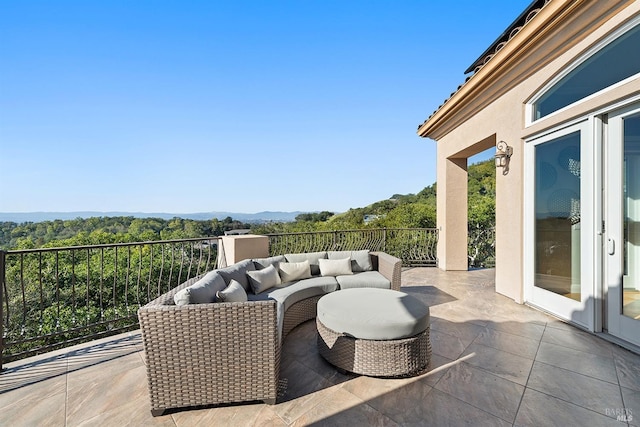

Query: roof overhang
left=416, top=0, right=633, bottom=140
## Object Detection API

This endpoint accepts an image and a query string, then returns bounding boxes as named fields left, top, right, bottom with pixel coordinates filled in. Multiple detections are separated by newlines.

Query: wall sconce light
left=495, top=140, right=513, bottom=175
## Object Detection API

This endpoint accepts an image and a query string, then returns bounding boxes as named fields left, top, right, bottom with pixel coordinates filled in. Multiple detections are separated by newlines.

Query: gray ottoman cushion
left=317, top=288, right=429, bottom=340
left=336, top=271, right=390, bottom=289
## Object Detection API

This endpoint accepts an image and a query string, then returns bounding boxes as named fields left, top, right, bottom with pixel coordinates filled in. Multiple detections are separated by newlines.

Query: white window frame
left=526, top=15, right=640, bottom=126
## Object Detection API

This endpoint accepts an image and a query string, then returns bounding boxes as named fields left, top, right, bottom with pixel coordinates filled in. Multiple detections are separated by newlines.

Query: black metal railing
left=266, top=228, right=438, bottom=267
left=0, top=228, right=441, bottom=368
left=0, top=237, right=219, bottom=367
left=468, top=225, right=496, bottom=268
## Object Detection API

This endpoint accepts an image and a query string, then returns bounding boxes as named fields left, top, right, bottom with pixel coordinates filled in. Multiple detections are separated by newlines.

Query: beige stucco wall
left=221, top=235, right=269, bottom=265
left=430, top=1, right=640, bottom=303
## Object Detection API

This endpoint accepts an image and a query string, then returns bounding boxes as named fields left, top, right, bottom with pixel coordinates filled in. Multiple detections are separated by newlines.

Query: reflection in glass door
left=525, top=120, right=594, bottom=330
left=535, top=131, right=581, bottom=301
left=607, top=108, right=640, bottom=347
left=623, top=116, right=640, bottom=320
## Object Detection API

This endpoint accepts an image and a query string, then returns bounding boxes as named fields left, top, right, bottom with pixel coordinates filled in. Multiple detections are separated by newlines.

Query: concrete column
left=495, top=138, right=524, bottom=303
left=437, top=156, right=469, bottom=270
left=220, top=235, right=269, bottom=265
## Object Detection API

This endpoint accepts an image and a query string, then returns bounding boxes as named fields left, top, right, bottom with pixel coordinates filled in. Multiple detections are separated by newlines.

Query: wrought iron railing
left=0, top=237, right=219, bottom=367
left=468, top=225, right=496, bottom=268
left=266, top=228, right=438, bottom=267
left=0, top=229, right=440, bottom=368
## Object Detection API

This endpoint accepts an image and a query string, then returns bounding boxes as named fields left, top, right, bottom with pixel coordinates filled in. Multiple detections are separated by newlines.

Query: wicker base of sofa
left=139, top=300, right=280, bottom=416
left=282, top=295, right=323, bottom=339
left=316, top=319, right=431, bottom=377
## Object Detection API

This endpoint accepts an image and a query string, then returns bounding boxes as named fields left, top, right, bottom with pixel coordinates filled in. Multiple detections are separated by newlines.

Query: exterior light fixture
left=495, top=140, right=513, bottom=175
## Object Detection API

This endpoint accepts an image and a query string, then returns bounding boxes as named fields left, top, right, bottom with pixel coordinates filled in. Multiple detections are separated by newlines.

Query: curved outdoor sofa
left=138, top=250, right=401, bottom=416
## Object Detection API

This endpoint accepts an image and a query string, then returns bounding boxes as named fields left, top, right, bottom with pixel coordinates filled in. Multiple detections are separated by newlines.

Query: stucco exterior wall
left=431, top=1, right=640, bottom=303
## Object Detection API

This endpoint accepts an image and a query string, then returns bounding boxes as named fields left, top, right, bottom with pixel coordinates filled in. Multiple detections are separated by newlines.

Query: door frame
left=604, top=103, right=640, bottom=347
left=524, top=119, right=596, bottom=331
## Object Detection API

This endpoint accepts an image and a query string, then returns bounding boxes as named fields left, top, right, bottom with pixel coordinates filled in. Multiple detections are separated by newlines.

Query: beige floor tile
left=542, top=326, right=614, bottom=358
left=614, top=348, right=640, bottom=392
left=290, top=387, right=397, bottom=427
left=485, top=318, right=545, bottom=341
left=0, top=388, right=66, bottom=427
left=272, top=360, right=336, bottom=424
left=415, top=388, right=511, bottom=427
left=435, top=361, right=525, bottom=423
left=66, top=361, right=149, bottom=425
left=339, top=374, right=415, bottom=403
left=429, top=329, right=469, bottom=360
left=358, top=377, right=434, bottom=425
left=0, top=369, right=67, bottom=410
left=430, top=317, right=484, bottom=346
left=536, top=341, right=618, bottom=383
left=621, top=387, right=640, bottom=427
left=472, top=326, right=540, bottom=359
left=460, top=342, right=534, bottom=385
left=71, top=393, right=175, bottom=427
left=515, top=388, right=623, bottom=427
left=527, top=361, right=624, bottom=419
left=419, top=353, right=454, bottom=387
left=171, top=403, right=284, bottom=427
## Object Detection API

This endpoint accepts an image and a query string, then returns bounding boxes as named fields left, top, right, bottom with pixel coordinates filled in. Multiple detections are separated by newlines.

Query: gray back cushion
left=252, top=255, right=286, bottom=270
left=218, top=259, right=256, bottom=291
left=328, top=250, right=372, bottom=272
left=173, top=270, right=227, bottom=305
left=285, top=251, right=327, bottom=276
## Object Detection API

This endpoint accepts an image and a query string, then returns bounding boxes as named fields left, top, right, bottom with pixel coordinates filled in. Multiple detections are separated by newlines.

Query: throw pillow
left=173, top=270, right=227, bottom=305
left=218, top=259, right=256, bottom=291
left=246, top=264, right=282, bottom=294
left=319, top=257, right=353, bottom=276
left=328, top=250, right=372, bottom=272
left=285, top=251, right=327, bottom=276
left=216, top=279, right=248, bottom=303
left=278, top=260, right=312, bottom=282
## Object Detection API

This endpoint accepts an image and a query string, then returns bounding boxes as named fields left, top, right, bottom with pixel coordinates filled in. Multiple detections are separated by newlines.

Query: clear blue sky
left=0, top=0, right=531, bottom=214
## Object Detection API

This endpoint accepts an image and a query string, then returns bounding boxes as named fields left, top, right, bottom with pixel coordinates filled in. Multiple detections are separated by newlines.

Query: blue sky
left=0, top=0, right=531, bottom=214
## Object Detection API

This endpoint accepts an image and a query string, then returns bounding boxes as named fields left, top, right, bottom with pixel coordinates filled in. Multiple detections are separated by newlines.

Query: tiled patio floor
left=1, top=268, right=639, bottom=426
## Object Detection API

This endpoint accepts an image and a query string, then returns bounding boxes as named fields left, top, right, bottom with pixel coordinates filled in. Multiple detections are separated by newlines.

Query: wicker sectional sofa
left=138, top=250, right=401, bottom=416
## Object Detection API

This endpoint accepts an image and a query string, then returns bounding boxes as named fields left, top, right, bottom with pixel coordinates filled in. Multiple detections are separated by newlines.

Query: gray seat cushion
left=336, top=271, right=390, bottom=290
left=317, top=288, right=430, bottom=340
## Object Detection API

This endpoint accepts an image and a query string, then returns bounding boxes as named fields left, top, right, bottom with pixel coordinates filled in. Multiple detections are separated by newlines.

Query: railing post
left=383, top=228, right=387, bottom=253
left=0, top=250, right=5, bottom=371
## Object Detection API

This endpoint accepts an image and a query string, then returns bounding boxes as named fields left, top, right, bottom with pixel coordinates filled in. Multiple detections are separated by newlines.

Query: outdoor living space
left=1, top=267, right=639, bottom=426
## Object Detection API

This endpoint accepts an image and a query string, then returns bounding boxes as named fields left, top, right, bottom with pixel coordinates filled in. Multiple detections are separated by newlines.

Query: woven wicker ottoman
left=316, top=288, right=431, bottom=377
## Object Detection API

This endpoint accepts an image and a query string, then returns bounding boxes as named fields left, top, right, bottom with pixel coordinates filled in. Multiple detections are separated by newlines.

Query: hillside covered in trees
left=1, top=160, right=495, bottom=258
left=0, top=216, right=252, bottom=250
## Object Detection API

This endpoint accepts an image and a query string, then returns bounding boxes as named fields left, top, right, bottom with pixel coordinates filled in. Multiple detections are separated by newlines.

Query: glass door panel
left=623, top=115, right=640, bottom=320
left=606, top=107, right=640, bottom=347
left=525, top=120, right=594, bottom=330
left=535, top=131, right=581, bottom=301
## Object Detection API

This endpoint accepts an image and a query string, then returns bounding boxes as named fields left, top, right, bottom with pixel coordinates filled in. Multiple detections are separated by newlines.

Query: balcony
left=2, top=267, right=638, bottom=426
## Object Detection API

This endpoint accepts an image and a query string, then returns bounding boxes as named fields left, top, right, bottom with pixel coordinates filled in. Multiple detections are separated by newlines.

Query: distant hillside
left=253, top=160, right=495, bottom=236
left=0, top=211, right=303, bottom=224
